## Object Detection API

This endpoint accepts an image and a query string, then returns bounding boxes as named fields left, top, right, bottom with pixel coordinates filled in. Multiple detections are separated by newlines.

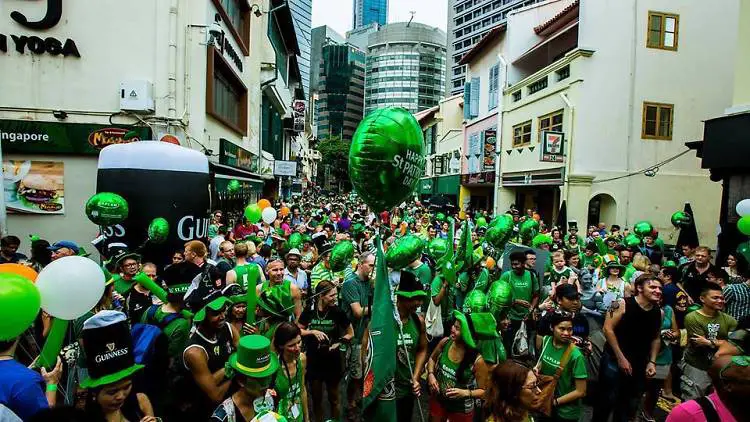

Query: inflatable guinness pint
left=96, top=142, right=210, bottom=264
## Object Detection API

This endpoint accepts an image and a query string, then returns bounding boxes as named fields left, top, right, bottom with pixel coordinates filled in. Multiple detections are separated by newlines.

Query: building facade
left=364, top=22, right=447, bottom=115
left=353, top=0, right=388, bottom=30
left=467, top=0, right=740, bottom=247
left=310, top=25, right=345, bottom=138
left=446, top=0, right=542, bottom=97
left=317, top=44, right=366, bottom=141
left=288, top=0, right=312, bottom=99
left=0, top=0, right=301, bottom=254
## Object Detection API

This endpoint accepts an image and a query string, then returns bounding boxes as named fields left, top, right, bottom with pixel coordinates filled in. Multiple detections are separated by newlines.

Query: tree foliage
left=317, top=136, right=351, bottom=190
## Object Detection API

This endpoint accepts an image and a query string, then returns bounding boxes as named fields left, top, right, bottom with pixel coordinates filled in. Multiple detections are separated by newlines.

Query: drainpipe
left=559, top=92, right=575, bottom=207
left=168, top=0, right=178, bottom=123
left=494, top=54, right=508, bottom=215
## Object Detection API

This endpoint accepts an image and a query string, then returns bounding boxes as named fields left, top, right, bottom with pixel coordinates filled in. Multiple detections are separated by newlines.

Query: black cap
left=555, top=283, right=581, bottom=300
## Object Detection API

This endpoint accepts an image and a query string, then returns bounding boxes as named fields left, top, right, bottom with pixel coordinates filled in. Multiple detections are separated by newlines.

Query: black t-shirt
left=126, top=288, right=152, bottom=324
left=681, top=262, right=716, bottom=303
left=298, top=306, right=350, bottom=363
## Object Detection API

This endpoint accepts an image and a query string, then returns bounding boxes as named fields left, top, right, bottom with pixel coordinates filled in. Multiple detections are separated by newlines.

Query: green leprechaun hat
left=228, top=335, right=279, bottom=379
left=601, top=254, right=625, bottom=276
left=80, top=310, right=144, bottom=389
left=394, top=270, right=428, bottom=299
left=452, top=310, right=499, bottom=349
left=194, top=290, right=233, bottom=323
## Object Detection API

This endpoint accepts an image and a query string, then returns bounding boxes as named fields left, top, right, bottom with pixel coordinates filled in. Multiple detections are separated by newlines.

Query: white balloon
left=36, top=256, right=105, bottom=320
left=737, top=199, right=750, bottom=216
left=262, top=207, right=278, bottom=224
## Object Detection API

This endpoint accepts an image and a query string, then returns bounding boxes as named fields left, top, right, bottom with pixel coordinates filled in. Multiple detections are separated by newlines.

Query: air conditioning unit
left=120, top=80, right=155, bottom=113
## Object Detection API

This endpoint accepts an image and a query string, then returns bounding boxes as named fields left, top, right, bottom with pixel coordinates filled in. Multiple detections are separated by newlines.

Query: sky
left=311, top=0, right=448, bottom=38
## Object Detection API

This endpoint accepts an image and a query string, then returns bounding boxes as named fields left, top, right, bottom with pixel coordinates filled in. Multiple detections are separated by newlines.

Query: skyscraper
left=364, top=22, right=446, bottom=115
left=446, top=0, right=542, bottom=96
left=353, top=0, right=388, bottom=30
left=288, top=0, right=312, bottom=98
left=317, top=44, right=366, bottom=141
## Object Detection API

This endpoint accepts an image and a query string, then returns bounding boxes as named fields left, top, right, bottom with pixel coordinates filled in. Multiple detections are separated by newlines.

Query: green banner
left=219, top=139, right=258, bottom=173
left=0, top=120, right=151, bottom=155
left=214, top=177, right=263, bottom=193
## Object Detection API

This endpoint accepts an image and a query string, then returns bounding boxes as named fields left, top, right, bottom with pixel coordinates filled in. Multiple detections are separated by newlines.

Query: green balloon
left=463, top=290, right=487, bottom=314
left=519, top=219, right=539, bottom=240
left=687, top=304, right=701, bottom=314
left=663, top=260, right=677, bottom=268
left=476, top=217, right=488, bottom=228
left=436, top=212, right=446, bottom=222
left=487, top=280, right=513, bottom=314
left=85, top=192, right=129, bottom=226
left=386, top=235, right=425, bottom=269
left=633, top=221, right=654, bottom=237
left=349, top=107, right=425, bottom=211
left=288, top=233, right=303, bottom=249
left=330, top=241, right=355, bottom=272
left=244, top=204, right=262, bottom=224
left=671, top=211, right=692, bottom=228
left=738, top=216, right=750, bottom=236
left=623, top=233, right=641, bottom=248
left=302, top=234, right=312, bottom=244
left=147, top=217, right=169, bottom=244
left=227, top=179, right=241, bottom=193
left=428, top=238, right=449, bottom=260
left=0, top=273, right=41, bottom=340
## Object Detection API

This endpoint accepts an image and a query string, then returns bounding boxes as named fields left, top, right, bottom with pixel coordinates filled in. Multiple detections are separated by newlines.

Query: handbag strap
left=535, top=336, right=550, bottom=371
left=554, top=343, right=575, bottom=379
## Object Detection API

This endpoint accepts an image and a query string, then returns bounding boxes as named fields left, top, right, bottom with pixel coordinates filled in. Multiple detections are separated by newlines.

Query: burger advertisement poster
left=2, top=161, right=64, bottom=214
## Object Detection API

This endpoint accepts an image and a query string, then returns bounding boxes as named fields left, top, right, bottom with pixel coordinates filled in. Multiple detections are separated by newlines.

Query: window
left=538, top=110, right=563, bottom=142
left=213, top=0, right=250, bottom=55
left=512, top=90, right=522, bottom=102
left=527, top=76, right=548, bottom=95
left=207, top=48, right=247, bottom=134
left=469, top=77, right=480, bottom=118
left=642, top=102, right=673, bottom=140
left=434, top=155, right=445, bottom=175
left=647, top=12, right=679, bottom=50
left=513, top=121, right=532, bottom=147
left=556, top=65, right=570, bottom=81
left=488, top=63, right=500, bottom=110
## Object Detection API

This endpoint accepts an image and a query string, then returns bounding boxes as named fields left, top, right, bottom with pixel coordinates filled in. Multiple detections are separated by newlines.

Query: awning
left=513, top=19, right=579, bottom=64
left=210, top=162, right=264, bottom=191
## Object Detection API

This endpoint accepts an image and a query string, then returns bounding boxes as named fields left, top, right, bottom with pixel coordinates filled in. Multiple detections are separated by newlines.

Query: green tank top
left=435, top=340, right=475, bottom=414
left=275, top=356, right=304, bottom=422
left=394, top=316, right=420, bottom=398
left=234, top=263, right=260, bottom=291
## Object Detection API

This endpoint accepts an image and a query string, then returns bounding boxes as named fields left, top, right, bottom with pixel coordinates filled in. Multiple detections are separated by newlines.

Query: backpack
left=131, top=305, right=183, bottom=404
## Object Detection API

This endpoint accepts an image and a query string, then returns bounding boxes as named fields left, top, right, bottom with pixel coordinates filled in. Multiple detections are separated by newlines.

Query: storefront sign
left=219, top=139, right=258, bottom=173
left=3, top=160, right=64, bottom=214
left=292, top=100, right=305, bottom=132
left=274, top=160, right=297, bottom=177
left=461, top=171, right=495, bottom=185
left=483, top=129, right=496, bottom=171
left=540, top=131, right=564, bottom=163
left=2, top=0, right=81, bottom=58
left=0, top=120, right=149, bottom=154
left=502, top=168, right=564, bottom=187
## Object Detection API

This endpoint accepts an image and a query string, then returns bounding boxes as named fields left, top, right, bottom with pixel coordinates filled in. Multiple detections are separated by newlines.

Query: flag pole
left=396, top=299, right=426, bottom=422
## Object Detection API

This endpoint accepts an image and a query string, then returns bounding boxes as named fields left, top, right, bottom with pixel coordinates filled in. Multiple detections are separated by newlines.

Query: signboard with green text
left=219, top=139, right=259, bottom=173
left=0, top=120, right=151, bottom=155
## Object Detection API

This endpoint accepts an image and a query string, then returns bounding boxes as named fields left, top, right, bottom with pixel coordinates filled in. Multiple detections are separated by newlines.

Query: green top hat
left=194, top=293, right=233, bottom=323
left=601, top=255, right=625, bottom=276
left=452, top=310, right=498, bottom=349
left=228, top=335, right=279, bottom=379
left=222, top=284, right=248, bottom=305
left=394, top=270, right=428, bottom=299
left=80, top=310, right=144, bottom=389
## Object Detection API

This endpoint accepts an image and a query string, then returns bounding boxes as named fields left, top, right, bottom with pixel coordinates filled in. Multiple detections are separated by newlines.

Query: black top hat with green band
left=394, top=270, right=428, bottom=299
left=194, top=291, right=233, bottom=323
left=228, top=335, right=279, bottom=379
left=452, top=310, right=499, bottom=349
left=111, top=249, right=142, bottom=268
left=80, top=310, right=144, bottom=389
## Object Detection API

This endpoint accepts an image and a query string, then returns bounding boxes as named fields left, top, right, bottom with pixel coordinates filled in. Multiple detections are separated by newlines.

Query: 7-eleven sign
left=541, top=131, right=565, bottom=163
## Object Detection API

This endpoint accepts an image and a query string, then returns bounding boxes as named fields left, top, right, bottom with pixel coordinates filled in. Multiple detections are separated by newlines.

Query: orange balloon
left=0, top=263, right=38, bottom=282
left=533, top=213, right=541, bottom=221
left=484, top=256, right=496, bottom=270
left=280, top=207, right=290, bottom=217
left=257, top=199, right=272, bottom=210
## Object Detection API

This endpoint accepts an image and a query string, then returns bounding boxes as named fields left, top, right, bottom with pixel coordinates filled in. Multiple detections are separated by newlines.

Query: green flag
left=362, top=237, right=397, bottom=420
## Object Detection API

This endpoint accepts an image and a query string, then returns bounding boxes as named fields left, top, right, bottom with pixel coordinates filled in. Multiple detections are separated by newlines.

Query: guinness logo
left=106, top=343, right=116, bottom=352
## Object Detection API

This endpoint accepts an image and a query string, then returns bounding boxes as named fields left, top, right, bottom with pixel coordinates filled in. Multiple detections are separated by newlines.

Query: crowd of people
left=0, top=191, right=749, bottom=422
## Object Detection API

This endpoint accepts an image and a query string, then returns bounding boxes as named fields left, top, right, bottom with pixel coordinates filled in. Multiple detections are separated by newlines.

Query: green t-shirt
left=684, top=310, right=738, bottom=370
left=341, top=272, right=372, bottom=342
left=545, top=267, right=572, bottom=287
left=435, top=339, right=475, bottom=413
left=478, top=337, right=506, bottom=365
left=430, top=274, right=453, bottom=322
left=311, top=262, right=353, bottom=289
left=406, top=262, right=432, bottom=288
left=538, top=336, right=588, bottom=420
left=141, top=306, right=191, bottom=361
left=395, top=316, right=420, bottom=399
left=622, top=263, right=637, bottom=284
left=500, top=270, right=538, bottom=320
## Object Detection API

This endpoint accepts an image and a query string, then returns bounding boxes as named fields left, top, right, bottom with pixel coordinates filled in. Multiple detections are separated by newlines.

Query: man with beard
left=593, top=274, right=662, bottom=422
left=283, top=248, right=308, bottom=295
left=681, top=283, right=737, bottom=400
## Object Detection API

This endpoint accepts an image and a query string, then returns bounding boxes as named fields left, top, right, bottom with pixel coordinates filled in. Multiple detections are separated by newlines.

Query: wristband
left=46, top=384, right=58, bottom=392
left=648, top=360, right=656, bottom=365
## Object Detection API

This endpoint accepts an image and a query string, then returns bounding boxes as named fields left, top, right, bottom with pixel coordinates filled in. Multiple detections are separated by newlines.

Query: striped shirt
left=723, top=282, right=750, bottom=321
left=310, top=262, right=353, bottom=290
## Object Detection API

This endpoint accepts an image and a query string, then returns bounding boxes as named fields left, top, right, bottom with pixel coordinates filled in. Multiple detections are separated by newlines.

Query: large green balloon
left=463, top=290, right=487, bottom=314
left=633, top=221, right=654, bottom=237
left=519, top=219, right=539, bottom=240
left=435, top=212, right=446, bottom=222
left=147, top=217, right=169, bottom=244
left=288, top=233, right=303, bottom=249
left=428, top=238, right=449, bottom=260
left=738, top=216, right=750, bottom=236
left=531, top=234, right=552, bottom=248
left=244, top=204, right=262, bottom=224
left=0, top=273, right=41, bottom=340
left=671, top=211, right=692, bottom=228
left=330, top=241, right=355, bottom=272
left=349, top=107, right=426, bottom=211
left=386, top=235, right=425, bottom=269
left=623, top=233, right=641, bottom=248
left=85, top=192, right=129, bottom=226
left=476, top=217, right=488, bottom=228
left=487, top=280, right=513, bottom=314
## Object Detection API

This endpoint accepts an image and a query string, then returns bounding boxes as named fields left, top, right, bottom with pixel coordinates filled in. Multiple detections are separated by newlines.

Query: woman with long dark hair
left=484, top=361, right=541, bottom=422
left=272, top=322, right=309, bottom=422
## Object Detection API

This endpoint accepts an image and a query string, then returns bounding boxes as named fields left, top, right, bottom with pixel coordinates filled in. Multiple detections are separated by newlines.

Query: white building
left=458, top=0, right=740, bottom=246
left=0, top=0, right=302, bottom=253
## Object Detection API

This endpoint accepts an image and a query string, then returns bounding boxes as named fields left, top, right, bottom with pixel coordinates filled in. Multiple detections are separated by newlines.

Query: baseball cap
left=555, top=283, right=581, bottom=300
left=48, top=240, right=80, bottom=254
